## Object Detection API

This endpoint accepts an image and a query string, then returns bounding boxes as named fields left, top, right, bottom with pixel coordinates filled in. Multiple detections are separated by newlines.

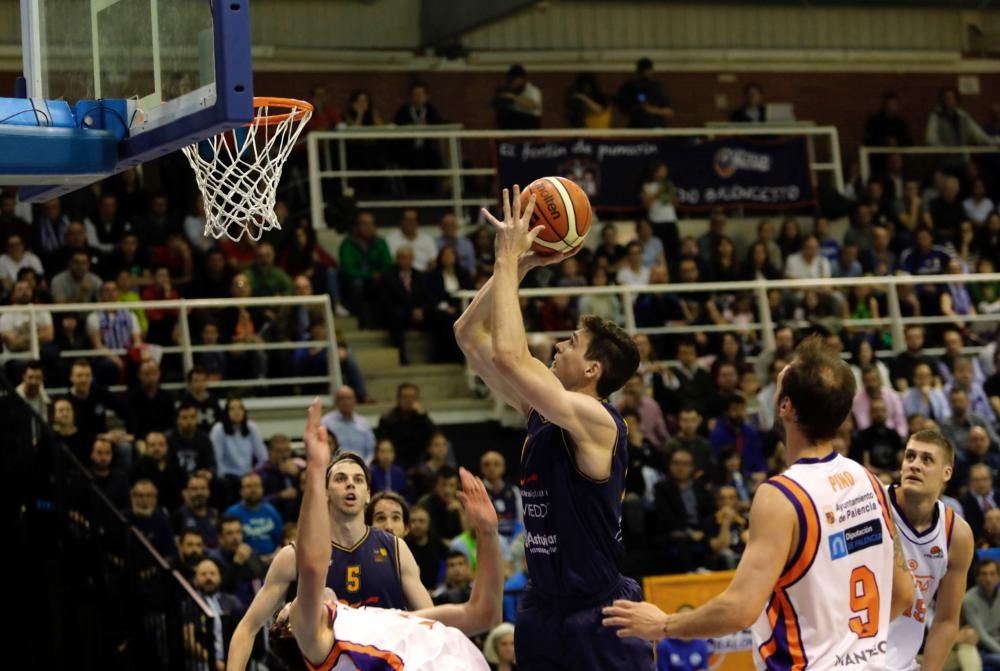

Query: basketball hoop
left=182, top=97, right=313, bottom=242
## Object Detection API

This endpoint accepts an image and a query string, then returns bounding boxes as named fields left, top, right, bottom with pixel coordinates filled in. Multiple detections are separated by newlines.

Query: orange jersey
left=751, top=453, right=896, bottom=670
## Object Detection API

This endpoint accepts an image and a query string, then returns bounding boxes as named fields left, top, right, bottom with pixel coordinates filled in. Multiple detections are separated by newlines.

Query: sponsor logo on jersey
left=835, top=641, right=887, bottom=666
left=373, top=547, right=388, bottom=563
left=828, top=471, right=857, bottom=491
left=907, top=559, right=918, bottom=571
left=824, top=506, right=836, bottom=525
left=913, top=574, right=933, bottom=592
left=520, top=473, right=539, bottom=487
left=833, top=491, right=878, bottom=524
left=829, top=520, right=883, bottom=560
left=928, top=545, right=943, bottom=559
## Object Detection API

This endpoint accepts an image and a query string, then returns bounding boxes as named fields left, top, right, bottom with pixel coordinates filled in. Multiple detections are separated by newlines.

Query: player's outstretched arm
left=416, top=468, right=503, bottom=634
left=890, top=532, right=916, bottom=622
left=602, top=483, right=794, bottom=640
left=289, top=399, right=336, bottom=666
left=226, top=545, right=297, bottom=671
left=921, top=516, right=973, bottom=671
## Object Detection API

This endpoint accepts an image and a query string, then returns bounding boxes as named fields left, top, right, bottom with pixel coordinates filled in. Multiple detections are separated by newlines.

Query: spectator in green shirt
left=340, top=211, right=392, bottom=326
left=247, top=243, right=292, bottom=297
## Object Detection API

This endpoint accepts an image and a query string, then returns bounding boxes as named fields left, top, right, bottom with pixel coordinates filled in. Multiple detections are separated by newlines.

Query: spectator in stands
left=483, top=622, right=517, bottom=671
left=139, top=266, right=179, bottom=346
left=189, top=558, right=244, bottom=665
left=322, top=385, right=376, bottom=463
left=191, top=248, right=231, bottom=300
left=224, top=473, right=282, bottom=560
left=653, top=447, right=713, bottom=573
left=0, top=234, right=43, bottom=290
left=962, top=559, right=1000, bottom=668
left=965, top=178, right=995, bottom=227
left=65, top=358, right=121, bottom=437
left=51, top=397, right=92, bottom=463
left=565, top=72, right=610, bottom=130
left=926, top=87, right=1000, bottom=150
left=211, top=516, right=267, bottom=610
left=132, top=430, right=187, bottom=511
left=291, top=317, right=333, bottom=384
left=902, top=362, right=951, bottom=422
left=254, top=434, right=299, bottom=520
left=741, top=241, right=782, bottom=281
left=617, top=57, right=673, bottom=129
left=1, top=280, right=54, bottom=358
left=380, top=247, right=428, bottom=365
left=181, top=194, right=212, bottom=255
left=579, top=267, right=624, bottom=324
left=135, top=192, right=179, bottom=248
left=832, top=242, right=864, bottom=279
left=167, top=402, right=217, bottom=477
left=52, top=220, right=105, bottom=277
left=417, top=465, right=463, bottom=541
left=377, top=382, right=436, bottom=470
left=777, top=217, right=804, bottom=260
left=406, top=504, right=449, bottom=590
left=955, top=429, right=1000, bottom=496
left=85, top=280, right=143, bottom=382
left=950, top=357, right=994, bottom=421
left=304, top=85, right=340, bottom=133
left=636, top=218, right=667, bottom=268
left=89, top=436, right=129, bottom=509
left=709, top=395, right=766, bottom=476
left=126, top=359, right=175, bottom=438
left=219, top=272, right=267, bottom=380
left=409, top=431, right=452, bottom=501
left=494, top=64, right=542, bottom=130
left=370, top=438, right=407, bottom=498
left=666, top=407, right=713, bottom=476
left=863, top=92, right=913, bottom=147
left=592, top=224, right=626, bottom=273
left=784, top=234, right=832, bottom=280
left=246, top=242, right=292, bottom=297
left=180, top=366, right=222, bottom=432
left=730, top=82, right=766, bottom=123
left=962, top=464, right=999, bottom=544
left=852, top=363, right=908, bottom=436
left=616, top=241, right=650, bottom=287
left=941, top=257, right=977, bottom=329
left=106, top=232, right=152, bottom=286
left=943, top=387, right=1000, bottom=455
left=211, top=397, right=267, bottom=492
left=32, top=198, right=68, bottom=261
left=705, top=485, right=748, bottom=570
left=705, top=360, right=741, bottom=423
left=928, top=175, right=967, bottom=243
left=125, top=478, right=175, bottom=557
left=850, top=398, right=904, bottom=480
left=426, top=245, right=473, bottom=363
left=664, top=340, right=714, bottom=420
left=617, top=374, right=669, bottom=453
left=16, top=360, right=49, bottom=420
left=173, top=529, right=206, bottom=582
left=0, top=190, right=30, bottom=245
left=436, top=213, right=477, bottom=277
left=640, top=163, right=679, bottom=257
left=431, top=550, right=473, bottom=604
left=480, top=451, right=522, bottom=541
left=697, top=207, right=728, bottom=267
left=891, top=325, right=937, bottom=391
left=50, top=251, right=100, bottom=303
left=340, top=211, right=392, bottom=327
left=173, top=473, right=220, bottom=549
left=393, top=82, right=445, bottom=194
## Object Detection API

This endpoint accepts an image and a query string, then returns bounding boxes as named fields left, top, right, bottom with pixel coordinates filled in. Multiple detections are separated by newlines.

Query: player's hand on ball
left=304, top=397, right=331, bottom=469
left=456, top=467, right=498, bottom=535
left=602, top=600, right=669, bottom=641
left=483, top=185, right=543, bottom=262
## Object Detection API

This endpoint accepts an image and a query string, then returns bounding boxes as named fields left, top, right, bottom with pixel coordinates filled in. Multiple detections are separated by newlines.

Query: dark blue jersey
left=520, top=403, right=628, bottom=600
left=326, top=527, right=407, bottom=609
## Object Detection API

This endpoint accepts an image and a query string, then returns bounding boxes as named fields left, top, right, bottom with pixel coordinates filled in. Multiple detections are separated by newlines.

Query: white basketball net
left=182, top=98, right=313, bottom=242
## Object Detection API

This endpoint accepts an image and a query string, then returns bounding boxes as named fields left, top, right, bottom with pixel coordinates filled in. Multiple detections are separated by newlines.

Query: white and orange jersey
left=305, top=601, right=490, bottom=671
left=751, top=453, right=896, bottom=670
left=885, top=485, right=956, bottom=671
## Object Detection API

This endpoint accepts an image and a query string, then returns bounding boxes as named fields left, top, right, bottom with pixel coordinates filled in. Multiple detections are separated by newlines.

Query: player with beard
left=604, top=336, right=916, bottom=669
left=227, top=455, right=431, bottom=670
left=886, top=430, right=974, bottom=671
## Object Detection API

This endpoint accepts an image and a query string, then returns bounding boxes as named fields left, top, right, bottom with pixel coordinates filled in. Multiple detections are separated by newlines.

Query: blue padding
left=0, top=125, right=118, bottom=176
left=0, top=97, right=75, bottom=128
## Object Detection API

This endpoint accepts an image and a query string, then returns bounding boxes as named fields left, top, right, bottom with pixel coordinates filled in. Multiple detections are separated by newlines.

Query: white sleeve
left=85, top=312, right=100, bottom=335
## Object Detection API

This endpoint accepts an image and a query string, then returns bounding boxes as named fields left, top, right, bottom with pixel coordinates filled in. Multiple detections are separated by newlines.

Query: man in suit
left=380, top=247, right=428, bottom=365
left=653, top=447, right=714, bottom=574
left=961, top=463, right=999, bottom=544
left=189, top=557, right=245, bottom=668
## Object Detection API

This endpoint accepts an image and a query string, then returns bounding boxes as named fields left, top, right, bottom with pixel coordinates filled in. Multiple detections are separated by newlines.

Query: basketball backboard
left=10, top=0, right=253, bottom=201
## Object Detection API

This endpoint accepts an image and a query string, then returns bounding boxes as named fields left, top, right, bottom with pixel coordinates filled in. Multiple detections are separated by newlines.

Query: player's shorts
left=515, top=576, right=654, bottom=671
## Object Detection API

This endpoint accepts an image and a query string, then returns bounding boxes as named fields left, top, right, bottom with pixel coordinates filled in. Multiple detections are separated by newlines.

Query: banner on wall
left=495, top=136, right=814, bottom=211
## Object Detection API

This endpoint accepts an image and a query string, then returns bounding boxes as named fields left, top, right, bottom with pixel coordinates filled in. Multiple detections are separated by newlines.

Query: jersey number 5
left=848, top=566, right=880, bottom=638
left=346, top=565, right=360, bottom=592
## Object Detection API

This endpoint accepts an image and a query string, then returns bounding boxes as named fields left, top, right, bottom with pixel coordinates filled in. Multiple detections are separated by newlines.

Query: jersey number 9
left=848, top=566, right=880, bottom=639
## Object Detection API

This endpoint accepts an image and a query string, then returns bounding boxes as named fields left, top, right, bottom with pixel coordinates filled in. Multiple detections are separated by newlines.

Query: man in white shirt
left=50, top=251, right=102, bottom=303
left=16, top=360, right=50, bottom=421
left=0, top=234, right=44, bottom=290
left=495, top=64, right=542, bottom=130
left=0, top=280, right=54, bottom=354
left=616, top=242, right=651, bottom=287
left=784, top=235, right=831, bottom=280
left=385, top=209, right=439, bottom=272
left=321, top=385, right=376, bottom=463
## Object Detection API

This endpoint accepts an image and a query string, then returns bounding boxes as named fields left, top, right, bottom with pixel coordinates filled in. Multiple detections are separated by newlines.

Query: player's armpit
left=227, top=545, right=297, bottom=671
left=889, top=533, right=916, bottom=622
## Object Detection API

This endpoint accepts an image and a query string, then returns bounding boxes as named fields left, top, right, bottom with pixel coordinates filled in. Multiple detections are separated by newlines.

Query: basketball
left=519, top=176, right=592, bottom=256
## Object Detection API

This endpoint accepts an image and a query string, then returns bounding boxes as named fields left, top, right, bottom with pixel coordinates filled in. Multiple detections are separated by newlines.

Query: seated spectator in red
left=653, top=447, right=714, bottom=573
left=304, top=86, right=341, bottom=133
left=124, top=478, right=176, bottom=558
left=180, top=366, right=223, bottom=432
left=708, top=395, right=766, bottom=476
left=167, top=402, right=217, bottom=478
left=370, top=438, right=408, bottom=500
left=150, top=233, right=194, bottom=289
left=254, top=434, right=301, bottom=521
left=90, top=436, right=129, bottom=509
left=126, top=359, right=176, bottom=438
left=173, top=473, right=220, bottom=549
left=209, top=516, right=267, bottom=609
left=141, top=267, right=180, bottom=345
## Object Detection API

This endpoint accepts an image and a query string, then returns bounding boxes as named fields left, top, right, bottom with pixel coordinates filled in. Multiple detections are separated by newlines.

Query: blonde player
left=886, top=430, right=974, bottom=671
left=603, top=336, right=916, bottom=669
left=270, top=399, right=500, bottom=670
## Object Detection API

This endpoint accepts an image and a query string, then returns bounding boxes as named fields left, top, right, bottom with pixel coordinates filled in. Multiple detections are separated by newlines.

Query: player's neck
left=897, top=488, right=937, bottom=531
left=784, top=430, right=833, bottom=464
left=329, top=510, right=366, bottom=546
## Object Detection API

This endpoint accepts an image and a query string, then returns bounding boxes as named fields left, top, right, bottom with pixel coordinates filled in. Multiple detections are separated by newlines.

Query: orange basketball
left=519, top=176, right=593, bottom=256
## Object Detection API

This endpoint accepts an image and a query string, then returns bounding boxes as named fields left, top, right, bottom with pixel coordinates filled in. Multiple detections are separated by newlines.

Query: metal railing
left=457, top=272, right=1000, bottom=390
left=0, top=295, right=343, bottom=395
left=859, top=145, right=1000, bottom=183
left=307, top=125, right=844, bottom=226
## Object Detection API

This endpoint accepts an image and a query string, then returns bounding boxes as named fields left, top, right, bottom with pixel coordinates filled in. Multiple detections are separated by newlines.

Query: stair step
left=364, top=364, right=471, bottom=402
left=353, top=346, right=400, bottom=370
